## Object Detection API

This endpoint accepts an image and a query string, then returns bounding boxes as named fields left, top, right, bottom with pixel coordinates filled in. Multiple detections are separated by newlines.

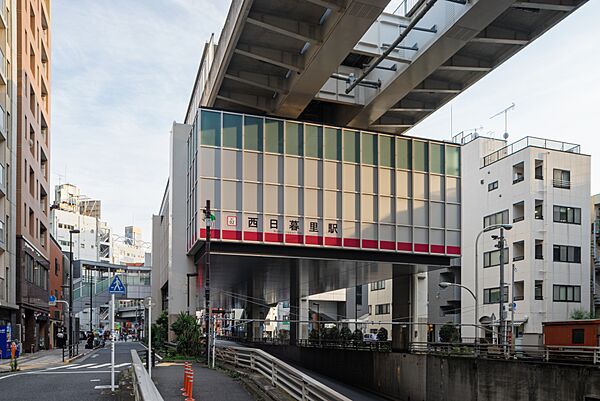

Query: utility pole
left=202, top=200, right=214, bottom=367
left=496, top=227, right=507, bottom=354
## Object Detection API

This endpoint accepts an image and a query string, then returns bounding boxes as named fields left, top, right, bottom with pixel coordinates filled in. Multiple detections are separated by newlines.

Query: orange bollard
left=185, top=377, right=194, bottom=401
left=181, top=362, right=191, bottom=396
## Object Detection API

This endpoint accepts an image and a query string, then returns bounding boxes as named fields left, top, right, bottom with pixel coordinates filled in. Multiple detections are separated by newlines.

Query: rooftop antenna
left=490, top=103, right=515, bottom=141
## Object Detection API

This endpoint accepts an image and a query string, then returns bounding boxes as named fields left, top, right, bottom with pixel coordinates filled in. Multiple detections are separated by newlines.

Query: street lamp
left=474, top=223, right=512, bottom=345
left=68, top=229, right=80, bottom=357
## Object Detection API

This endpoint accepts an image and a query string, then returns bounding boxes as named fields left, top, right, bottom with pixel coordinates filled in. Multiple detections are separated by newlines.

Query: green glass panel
left=223, top=113, right=242, bottom=149
left=343, top=130, right=359, bottom=163
left=285, top=122, right=303, bottom=156
left=446, top=145, right=461, bottom=176
left=362, top=133, right=377, bottom=165
left=413, top=141, right=428, bottom=172
left=430, top=143, right=444, bottom=174
left=324, top=127, right=341, bottom=161
left=305, top=124, right=323, bottom=158
left=265, top=119, right=283, bottom=153
left=397, top=138, right=411, bottom=169
left=200, top=110, right=221, bottom=146
left=380, top=135, right=394, bottom=167
left=244, top=116, right=263, bottom=151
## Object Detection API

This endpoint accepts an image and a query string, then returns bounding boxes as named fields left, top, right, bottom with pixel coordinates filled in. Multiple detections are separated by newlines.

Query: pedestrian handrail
left=131, top=350, right=164, bottom=401
left=216, top=345, right=352, bottom=401
left=409, top=341, right=600, bottom=365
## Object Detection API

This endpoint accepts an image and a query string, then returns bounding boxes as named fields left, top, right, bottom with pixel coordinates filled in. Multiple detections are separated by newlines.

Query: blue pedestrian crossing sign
left=109, top=275, right=126, bottom=294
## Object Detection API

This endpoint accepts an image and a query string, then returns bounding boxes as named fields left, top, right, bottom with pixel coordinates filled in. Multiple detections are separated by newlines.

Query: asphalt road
left=0, top=341, right=144, bottom=401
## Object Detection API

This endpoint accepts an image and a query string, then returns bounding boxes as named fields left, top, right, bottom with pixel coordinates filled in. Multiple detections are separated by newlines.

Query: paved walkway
left=0, top=341, right=90, bottom=373
left=153, top=361, right=254, bottom=401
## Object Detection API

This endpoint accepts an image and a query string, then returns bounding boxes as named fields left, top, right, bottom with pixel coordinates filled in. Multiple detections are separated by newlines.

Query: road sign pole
left=111, top=292, right=115, bottom=391
left=148, top=298, right=152, bottom=378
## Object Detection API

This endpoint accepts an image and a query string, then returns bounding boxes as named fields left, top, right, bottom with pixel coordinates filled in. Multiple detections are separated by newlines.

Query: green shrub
left=439, top=322, right=460, bottom=343
left=171, top=312, right=202, bottom=357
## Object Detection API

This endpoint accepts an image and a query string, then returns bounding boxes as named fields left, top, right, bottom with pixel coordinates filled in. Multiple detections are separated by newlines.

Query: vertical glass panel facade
left=430, top=143, right=444, bottom=174
left=446, top=145, right=460, bottom=176
left=397, top=138, right=411, bottom=169
left=201, top=110, right=221, bottom=146
left=413, top=141, right=428, bottom=172
left=286, top=122, right=303, bottom=156
left=362, top=133, right=377, bottom=166
left=244, top=116, right=263, bottom=151
left=324, top=127, right=341, bottom=161
left=223, top=113, right=242, bottom=149
left=265, top=119, right=283, bottom=153
left=380, top=136, right=394, bottom=168
left=305, top=124, right=323, bottom=158
left=344, top=130, right=359, bottom=163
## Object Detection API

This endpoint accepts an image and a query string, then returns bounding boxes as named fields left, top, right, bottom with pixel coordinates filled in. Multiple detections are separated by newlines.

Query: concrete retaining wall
left=255, top=345, right=600, bottom=401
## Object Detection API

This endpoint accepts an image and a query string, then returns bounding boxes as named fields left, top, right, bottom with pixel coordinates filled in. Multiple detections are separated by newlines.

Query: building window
left=553, top=245, right=581, bottom=263
left=368, top=305, right=372, bottom=315
left=323, top=127, right=341, bottom=161
left=200, top=110, right=221, bottom=147
left=223, top=113, right=243, bottom=150
left=553, top=206, right=581, bottom=225
left=246, top=116, right=264, bottom=152
left=343, top=130, right=359, bottom=163
left=355, top=285, right=362, bottom=306
left=380, top=136, right=394, bottom=168
left=514, top=281, right=524, bottom=301
left=513, top=202, right=524, bottom=223
left=483, top=209, right=509, bottom=229
left=488, top=180, right=498, bottom=192
left=371, top=280, right=386, bottom=291
left=535, top=159, right=543, bottom=180
left=535, top=200, right=544, bottom=220
left=375, top=304, right=390, bottom=315
left=572, top=329, right=585, bottom=345
left=483, top=286, right=509, bottom=304
left=553, top=169, right=571, bottom=189
left=413, top=140, right=428, bottom=172
left=535, top=240, right=544, bottom=260
left=54, top=257, right=58, bottom=275
left=445, top=145, right=460, bottom=176
left=512, top=241, right=524, bottom=262
left=484, top=248, right=509, bottom=268
left=265, top=119, right=284, bottom=154
left=553, top=285, right=581, bottom=302
left=512, top=162, right=524, bottom=184
left=397, top=138, right=412, bottom=170
left=430, top=143, right=444, bottom=174
left=534, top=280, right=543, bottom=300
left=305, top=124, right=323, bottom=158
left=362, top=133, right=378, bottom=166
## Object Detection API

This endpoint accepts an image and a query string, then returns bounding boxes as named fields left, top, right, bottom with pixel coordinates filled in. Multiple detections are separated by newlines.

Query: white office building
left=460, top=135, right=591, bottom=346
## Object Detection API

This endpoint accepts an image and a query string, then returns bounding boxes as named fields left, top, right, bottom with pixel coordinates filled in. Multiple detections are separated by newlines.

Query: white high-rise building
left=460, top=135, right=591, bottom=346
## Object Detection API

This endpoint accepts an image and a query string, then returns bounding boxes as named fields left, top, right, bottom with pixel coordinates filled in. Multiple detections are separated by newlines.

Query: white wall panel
left=244, top=152, right=262, bottom=182
left=222, top=149, right=242, bottom=180
left=264, top=154, right=283, bottom=183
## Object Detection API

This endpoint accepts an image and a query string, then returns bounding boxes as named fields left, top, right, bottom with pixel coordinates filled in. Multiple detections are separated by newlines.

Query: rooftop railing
left=483, top=136, right=581, bottom=167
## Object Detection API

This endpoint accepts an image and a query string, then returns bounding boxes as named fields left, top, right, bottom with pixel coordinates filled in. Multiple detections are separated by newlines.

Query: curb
left=64, top=344, right=103, bottom=364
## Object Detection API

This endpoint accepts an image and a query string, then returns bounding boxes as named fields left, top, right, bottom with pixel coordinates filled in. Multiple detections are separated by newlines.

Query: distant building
left=592, top=194, right=600, bottom=317
left=48, top=235, right=68, bottom=349
left=461, top=135, right=591, bottom=346
left=112, top=226, right=148, bottom=265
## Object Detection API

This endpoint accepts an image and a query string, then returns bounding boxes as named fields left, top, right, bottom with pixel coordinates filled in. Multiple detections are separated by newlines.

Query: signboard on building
left=186, top=108, right=462, bottom=256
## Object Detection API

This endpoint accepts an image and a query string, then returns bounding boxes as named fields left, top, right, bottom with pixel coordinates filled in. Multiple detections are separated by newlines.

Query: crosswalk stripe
left=114, top=363, right=131, bottom=368
left=87, top=363, right=111, bottom=369
left=45, top=365, right=70, bottom=371
left=67, top=363, right=95, bottom=369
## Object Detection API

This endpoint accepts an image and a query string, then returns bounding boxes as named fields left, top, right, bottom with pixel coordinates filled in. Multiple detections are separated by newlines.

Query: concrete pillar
left=392, top=271, right=411, bottom=352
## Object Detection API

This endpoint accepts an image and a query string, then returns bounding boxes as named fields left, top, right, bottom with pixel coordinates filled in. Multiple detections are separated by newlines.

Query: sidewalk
left=0, top=341, right=92, bottom=373
left=152, top=361, right=254, bottom=401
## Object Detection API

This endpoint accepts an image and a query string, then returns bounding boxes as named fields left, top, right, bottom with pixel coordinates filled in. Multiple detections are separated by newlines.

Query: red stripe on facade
left=222, top=230, right=242, bottom=240
left=343, top=238, right=360, bottom=247
left=305, top=235, right=323, bottom=245
left=199, top=229, right=220, bottom=239
left=264, top=233, right=284, bottom=242
left=243, top=231, right=263, bottom=241
left=285, top=234, right=304, bottom=244
left=414, top=243, right=429, bottom=253
left=397, top=242, right=412, bottom=251
left=362, top=239, right=378, bottom=249
left=430, top=245, right=445, bottom=254
left=380, top=241, right=395, bottom=250
left=325, top=237, right=342, bottom=246
left=447, top=246, right=461, bottom=255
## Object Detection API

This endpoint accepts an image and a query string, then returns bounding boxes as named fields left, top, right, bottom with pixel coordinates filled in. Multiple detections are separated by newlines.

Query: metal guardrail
left=216, top=345, right=352, bottom=401
left=131, top=350, right=164, bottom=401
left=409, top=342, right=600, bottom=365
left=217, top=335, right=392, bottom=352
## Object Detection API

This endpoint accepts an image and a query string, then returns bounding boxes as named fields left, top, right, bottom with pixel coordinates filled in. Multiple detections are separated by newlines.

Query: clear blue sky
left=52, top=1, right=599, bottom=239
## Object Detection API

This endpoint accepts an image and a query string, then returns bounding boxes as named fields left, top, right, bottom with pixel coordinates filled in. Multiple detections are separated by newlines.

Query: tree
left=352, top=329, right=363, bottom=343
left=439, top=322, right=460, bottom=343
left=308, top=328, right=320, bottom=344
left=376, top=327, right=388, bottom=341
left=571, top=309, right=595, bottom=320
left=340, top=327, right=353, bottom=344
left=325, top=326, right=340, bottom=342
left=150, top=311, right=169, bottom=350
left=171, top=312, right=202, bottom=357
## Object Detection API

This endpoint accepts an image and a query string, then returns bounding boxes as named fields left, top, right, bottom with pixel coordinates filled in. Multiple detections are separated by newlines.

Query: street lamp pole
left=202, top=200, right=213, bottom=367
left=68, top=229, right=80, bottom=358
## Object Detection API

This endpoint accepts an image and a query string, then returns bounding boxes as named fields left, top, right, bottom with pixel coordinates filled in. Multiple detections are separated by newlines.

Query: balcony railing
left=553, top=179, right=571, bottom=189
left=513, top=255, right=525, bottom=262
left=513, top=216, right=524, bottom=223
left=483, top=136, right=581, bottom=167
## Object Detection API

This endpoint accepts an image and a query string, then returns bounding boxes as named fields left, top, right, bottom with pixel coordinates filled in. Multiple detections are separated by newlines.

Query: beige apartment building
left=15, top=0, right=51, bottom=353
left=0, top=0, right=19, bottom=330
